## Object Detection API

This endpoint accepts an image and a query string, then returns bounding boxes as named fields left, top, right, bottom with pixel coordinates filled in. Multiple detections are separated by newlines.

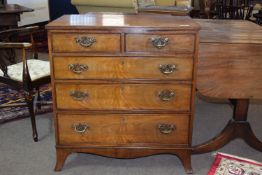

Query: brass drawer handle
left=75, top=36, right=96, bottom=47
left=73, top=123, right=89, bottom=134
left=69, top=90, right=88, bottom=101
left=151, top=37, right=169, bottom=49
left=158, top=90, right=175, bottom=101
left=159, top=64, right=176, bottom=75
left=68, top=63, right=88, bottom=74
left=158, top=123, right=176, bottom=134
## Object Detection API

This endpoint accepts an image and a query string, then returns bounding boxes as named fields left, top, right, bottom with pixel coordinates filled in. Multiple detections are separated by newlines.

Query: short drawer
left=51, top=33, right=121, bottom=53
left=56, top=83, right=191, bottom=111
left=126, top=34, right=195, bottom=53
left=53, top=56, right=193, bottom=80
left=57, top=114, right=190, bottom=145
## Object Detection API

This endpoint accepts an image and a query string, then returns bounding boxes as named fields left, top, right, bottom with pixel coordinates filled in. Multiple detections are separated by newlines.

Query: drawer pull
left=68, top=63, right=88, bottom=74
left=151, top=37, right=169, bottom=49
left=70, top=90, right=88, bottom=101
left=159, top=64, right=176, bottom=75
left=158, top=90, right=175, bottom=101
left=75, top=36, right=96, bottom=47
left=73, top=123, right=89, bottom=134
left=158, top=123, right=176, bottom=134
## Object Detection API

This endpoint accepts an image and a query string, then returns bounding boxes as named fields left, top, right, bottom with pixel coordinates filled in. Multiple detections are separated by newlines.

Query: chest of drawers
left=47, top=13, right=200, bottom=173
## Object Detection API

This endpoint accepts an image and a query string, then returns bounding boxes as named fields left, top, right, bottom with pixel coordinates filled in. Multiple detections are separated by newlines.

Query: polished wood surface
left=47, top=13, right=200, bottom=172
left=198, top=43, right=262, bottom=99
left=126, top=34, right=195, bottom=53
left=46, top=13, right=200, bottom=30
left=195, top=19, right=262, bottom=44
left=0, top=4, right=33, bottom=14
left=192, top=19, right=262, bottom=153
left=58, top=114, right=189, bottom=145
left=56, top=83, right=191, bottom=111
left=51, top=33, right=121, bottom=53
left=53, top=56, right=193, bottom=80
left=195, top=19, right=262, bottom=99
left=0, top=4, right=33, bottom=27
left=193, top=99, right=262, bottom=153
left=54, top=148, right=193, bottom=173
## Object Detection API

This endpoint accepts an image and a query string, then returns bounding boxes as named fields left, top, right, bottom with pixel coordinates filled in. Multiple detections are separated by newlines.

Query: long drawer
left=51, top=33, right=121, bottom=53
left=125, top=34, right=195, bottom=53
left=58, top=114, right=190, bottom=145
left=55, top=83, right=192, bottom=111
left=53, top=56, right=193, bottom=80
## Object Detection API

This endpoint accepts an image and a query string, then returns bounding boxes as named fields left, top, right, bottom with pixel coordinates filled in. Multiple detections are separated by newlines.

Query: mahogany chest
left=46, top=13, right=200, bottom=173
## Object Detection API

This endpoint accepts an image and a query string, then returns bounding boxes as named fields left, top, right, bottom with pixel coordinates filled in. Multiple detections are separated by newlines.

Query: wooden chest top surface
left=46, top=13, right=200, bottom=31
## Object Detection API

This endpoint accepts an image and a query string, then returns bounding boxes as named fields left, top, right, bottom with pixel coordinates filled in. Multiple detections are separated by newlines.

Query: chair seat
left=0, top=59, right=50, bottom=82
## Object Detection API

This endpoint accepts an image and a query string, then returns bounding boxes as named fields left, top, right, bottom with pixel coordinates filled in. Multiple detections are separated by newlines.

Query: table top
left=194, top=19, right=262, bottom=44
left=195, top=19, right=262, bottom=99
left=0, top=4, right=33, bottom=14
left=46, top=13, right=200, bottom=31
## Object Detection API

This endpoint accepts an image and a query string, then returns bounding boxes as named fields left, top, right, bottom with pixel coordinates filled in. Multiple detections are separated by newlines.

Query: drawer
left=57, top=114, right=190, bottom=145
left=56, top=84, right=191, bottom=111
left=126, top=34, right=195, bottom=53
left=51, top=33, right=121, bottom=53
left=53, top=56, right=193, bottom=80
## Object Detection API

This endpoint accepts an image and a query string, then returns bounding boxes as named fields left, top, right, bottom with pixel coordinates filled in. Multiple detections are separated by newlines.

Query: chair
left=0, top=26, right=51, bottom=142
left=201, top=0, right=254, bottom=19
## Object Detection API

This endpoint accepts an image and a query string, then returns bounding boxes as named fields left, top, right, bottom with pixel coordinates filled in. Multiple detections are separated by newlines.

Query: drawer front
left=51, top=33, right=121, bottom=53
left=58, top=114, right=189, bottom=145
left=126, top=34, right=195, bottom=53
left=56, top=84, right=191, bottom=111
left=53, top=57, right=193, bottom=80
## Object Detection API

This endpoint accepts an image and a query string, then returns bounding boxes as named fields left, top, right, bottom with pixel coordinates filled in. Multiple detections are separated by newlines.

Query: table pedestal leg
left=192, top=99, right=262, bottom=154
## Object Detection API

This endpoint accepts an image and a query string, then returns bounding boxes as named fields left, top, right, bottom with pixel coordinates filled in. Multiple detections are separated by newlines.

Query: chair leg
left=24, top=92, right=38, bottom=142
left=36, top=87, right=42, bottom=110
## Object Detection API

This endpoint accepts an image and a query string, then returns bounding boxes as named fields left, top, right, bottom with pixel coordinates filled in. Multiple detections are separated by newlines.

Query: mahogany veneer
left=193, top=19, right=262, bottom=153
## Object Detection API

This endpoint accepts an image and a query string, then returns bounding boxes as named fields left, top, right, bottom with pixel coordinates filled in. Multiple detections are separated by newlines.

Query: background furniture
left=71, top=0, right=192, bottom=13
left=0, top=26, right=50, bottom=142
left=7, top=0, right=50, bottom=26
left=71, top=0, right=137, bottom=13
left=253, top=9, right=262, bottom=24
left=46, top=13, right=200, bottom=172
left=199, top=0, right=262, bottom=19
left=193, top=19, right=262, bottom=153
left=0, top=4, right=33, bottom=29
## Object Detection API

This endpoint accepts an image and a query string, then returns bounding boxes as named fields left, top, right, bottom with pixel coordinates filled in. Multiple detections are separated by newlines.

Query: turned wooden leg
left=193, top=99, right=262, bottom=154
left=24, top=92, right=38, bottom=142
left=54, top=149, right=71, bottom=171
left=176, top=150, right=193, bottom=174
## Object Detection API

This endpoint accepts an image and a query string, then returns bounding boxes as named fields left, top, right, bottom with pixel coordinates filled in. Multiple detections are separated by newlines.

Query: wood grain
left=52, top=33, right=121, bottom=53
left=195, top=19, right=262, bottom=99
left=197, top=43, right=262, bottom=99
left=46, top=14, right=200, bottom=31
left=56, top=83, right=192, bottom=111
left=54, top=147, right=192, bottom=173
left=126, top=34, right=195, bottom=53
left=47, top=13, right=199, bottom=172
left=58, top=114, right=189, bottom=145
left=194, top=19, right=262, bottom=44
left=53, top=56, right=193, bottom=80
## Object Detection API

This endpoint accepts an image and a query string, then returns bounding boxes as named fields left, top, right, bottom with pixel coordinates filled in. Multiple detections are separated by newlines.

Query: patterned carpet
left=208, top=152, right=262, bottom=175
left=0, top=83, right=52, bottom=123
